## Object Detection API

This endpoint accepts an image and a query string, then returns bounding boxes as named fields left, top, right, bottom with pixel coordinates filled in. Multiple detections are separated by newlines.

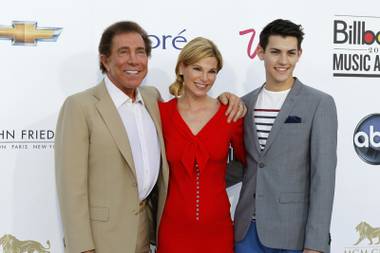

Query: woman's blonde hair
left=169, top=37, right=223, bottom=97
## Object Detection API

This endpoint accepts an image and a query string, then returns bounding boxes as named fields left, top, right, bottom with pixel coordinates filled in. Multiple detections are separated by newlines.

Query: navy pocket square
left=284, top=116, right=302, bottom=123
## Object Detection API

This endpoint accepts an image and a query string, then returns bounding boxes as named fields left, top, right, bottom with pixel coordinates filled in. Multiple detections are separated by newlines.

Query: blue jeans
left=235, top=221, right=302, bottom=253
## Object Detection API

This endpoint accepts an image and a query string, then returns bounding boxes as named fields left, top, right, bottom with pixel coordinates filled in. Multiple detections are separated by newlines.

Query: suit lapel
left=262, top=79, right=303, bottom=156
left=246, top=88, right=263, bottom=155
left=140, top=87, right=162, bottom=140
left=93, top=81, right=136, bottom=177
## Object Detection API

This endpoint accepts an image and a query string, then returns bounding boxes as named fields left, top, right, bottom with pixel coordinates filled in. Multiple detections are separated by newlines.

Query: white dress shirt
left=105, top=76, right=160, bottom=201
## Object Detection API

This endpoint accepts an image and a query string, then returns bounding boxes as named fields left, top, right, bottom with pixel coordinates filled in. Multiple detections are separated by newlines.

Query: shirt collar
left=104, top=75, right=144, bottom=108
left=263, top=87, right=291, bottom=95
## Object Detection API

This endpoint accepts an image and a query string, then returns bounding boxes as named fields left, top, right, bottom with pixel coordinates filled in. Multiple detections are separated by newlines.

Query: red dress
left=157, top=98, right=246, bottom=253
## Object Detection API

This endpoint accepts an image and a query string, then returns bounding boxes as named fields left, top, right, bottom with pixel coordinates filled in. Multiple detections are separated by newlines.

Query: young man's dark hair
left=259, top=19, right=304, bottom=50
left=98, top=21, right=152, bottom=73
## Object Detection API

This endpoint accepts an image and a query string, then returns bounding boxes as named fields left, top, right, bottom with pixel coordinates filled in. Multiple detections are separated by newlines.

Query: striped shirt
left=254, top=87, right=290, bottom=150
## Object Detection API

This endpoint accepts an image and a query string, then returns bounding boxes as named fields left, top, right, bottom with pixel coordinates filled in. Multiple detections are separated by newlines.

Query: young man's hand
left=218, top=92, right=247, bottom=123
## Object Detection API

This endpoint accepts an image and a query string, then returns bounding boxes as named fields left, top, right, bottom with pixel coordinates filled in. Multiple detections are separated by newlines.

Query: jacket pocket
left=90, top=206, right=109, bottom=222
left=279, top=192, right=308, bottom=204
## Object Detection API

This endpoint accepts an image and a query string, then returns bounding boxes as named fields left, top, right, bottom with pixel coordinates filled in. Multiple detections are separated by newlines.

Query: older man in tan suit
left=55, top=21, right=168, bottom=253
left=55, top=21, right=244, bottom=253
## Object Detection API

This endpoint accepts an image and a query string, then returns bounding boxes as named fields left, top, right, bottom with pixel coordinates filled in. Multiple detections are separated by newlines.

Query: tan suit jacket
left=55, top=81, right=169, bottom=253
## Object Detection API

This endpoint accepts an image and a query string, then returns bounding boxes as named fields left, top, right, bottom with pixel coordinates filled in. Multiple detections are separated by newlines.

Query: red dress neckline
left=172, top=98, right=225, bottom=137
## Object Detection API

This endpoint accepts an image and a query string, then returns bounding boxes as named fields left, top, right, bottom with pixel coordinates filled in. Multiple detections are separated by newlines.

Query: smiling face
left=100, top=32, right=148, bottom=98
left=258, top=35, right=302, bottom=91
left=179, top=56, right=218, bottom=98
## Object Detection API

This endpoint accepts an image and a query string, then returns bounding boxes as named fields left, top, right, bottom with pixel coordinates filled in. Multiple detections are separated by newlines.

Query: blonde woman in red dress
left=157, top=37, right=246, bottom=253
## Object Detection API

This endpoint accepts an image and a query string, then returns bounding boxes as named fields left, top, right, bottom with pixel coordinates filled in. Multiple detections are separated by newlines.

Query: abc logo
left=353, top=114, right=380, bottom=165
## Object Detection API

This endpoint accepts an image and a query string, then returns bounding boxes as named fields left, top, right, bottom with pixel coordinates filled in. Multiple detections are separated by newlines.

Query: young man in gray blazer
left=234, top=19, right=338, bottom=253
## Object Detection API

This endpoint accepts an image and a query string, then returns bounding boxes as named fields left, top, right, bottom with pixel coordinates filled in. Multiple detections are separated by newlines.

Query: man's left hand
left=218, top=92, right=247, bottom=123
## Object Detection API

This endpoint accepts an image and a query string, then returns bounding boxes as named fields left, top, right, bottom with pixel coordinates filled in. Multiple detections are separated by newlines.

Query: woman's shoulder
left=217, top=102, right=244, bottom=130
left=218, top=101, right=228, bottom=113
left=159, top=97, right=176, bottom=107
left=158, top=98, right=177, bottom=119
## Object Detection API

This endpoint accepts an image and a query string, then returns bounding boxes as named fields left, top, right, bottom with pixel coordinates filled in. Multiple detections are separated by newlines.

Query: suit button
left=259, top=162, right=265, bottom=168
left=132, top=182, right=137, bottom=187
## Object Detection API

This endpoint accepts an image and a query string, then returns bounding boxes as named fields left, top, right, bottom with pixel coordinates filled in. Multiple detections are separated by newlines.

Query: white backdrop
left=1, top=1, right=380, bottom=252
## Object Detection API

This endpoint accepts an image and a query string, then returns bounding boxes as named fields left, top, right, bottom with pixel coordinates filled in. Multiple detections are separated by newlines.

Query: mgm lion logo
left=0, top=234, right=50, bottom=253
left=354, top=221, right=380, bottom=245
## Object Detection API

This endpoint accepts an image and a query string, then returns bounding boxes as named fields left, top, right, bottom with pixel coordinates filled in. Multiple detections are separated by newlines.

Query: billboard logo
left=354, top=221, right=380, bottom=246
left=353, top=114, right=380, bottom=165
left=239, top=28, right=260, bottom=60
left=344, top=221, right=380, bottom=252
left=333, top=15, right=380, bottom=78
left=0, top=234, right=50, bottom=253
left=334, top=20, right=380, bottom=45
left=0, top=21, right=62, bottom=46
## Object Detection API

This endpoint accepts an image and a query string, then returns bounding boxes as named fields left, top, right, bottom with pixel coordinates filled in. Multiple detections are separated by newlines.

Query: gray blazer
left=234, top=78, right=337, bottom=253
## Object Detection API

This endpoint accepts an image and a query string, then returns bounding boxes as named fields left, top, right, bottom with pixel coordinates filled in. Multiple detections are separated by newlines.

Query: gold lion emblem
left=0, top=234, right=50, bottom=253
left=354, top=221, right=380, bottom=245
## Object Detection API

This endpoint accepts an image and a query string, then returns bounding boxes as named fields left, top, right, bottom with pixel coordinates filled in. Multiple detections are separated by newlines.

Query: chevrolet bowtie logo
left=0, top=21, right=62, bottom=46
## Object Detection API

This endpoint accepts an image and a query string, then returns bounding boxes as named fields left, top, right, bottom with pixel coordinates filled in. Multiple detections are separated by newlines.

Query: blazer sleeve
left=230, top=118, right=247, bottom=167
left=304, top=94, right=338, bottom=253
left=225, top=117, right=247, bottom=187
left=55, top=95, right=95, bottom=253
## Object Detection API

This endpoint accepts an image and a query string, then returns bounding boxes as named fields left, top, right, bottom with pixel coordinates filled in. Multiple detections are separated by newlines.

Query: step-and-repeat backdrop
left=1, top=0, right=379, bottom=252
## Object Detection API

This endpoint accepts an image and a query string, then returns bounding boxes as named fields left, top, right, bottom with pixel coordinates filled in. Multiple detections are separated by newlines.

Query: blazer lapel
left=140, top=87, right=163, bottom=140
left=246, top=88, right=263, bottom=155
left=262, top=79, right=303, bottom=156
left=93, top=81, right=136, bottom=177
